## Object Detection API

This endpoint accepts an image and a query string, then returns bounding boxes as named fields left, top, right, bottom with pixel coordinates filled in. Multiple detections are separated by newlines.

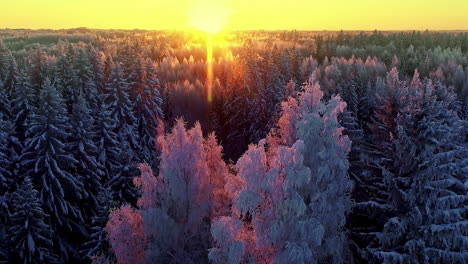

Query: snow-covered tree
left=204, top=133, right=232, bottom=217
left=105, top=63, right=139, bottom=204
left=106, top=63, right=137, bottom=142
left=276, top=74, right=352, bottom=262
left=106, top=120, right=230, bottom=263
left=27, top=47, right=49, bottom=94
left=8, top=177, right=58, bottom=264
left=133, top=60, right=163, bottom=165
left=212, top=73, right=352, bottom=264
left=11, top=70, right=35, bottom=142
left=106, top=205, right=146, bottom=264
left=372, top=78, right=468, bottom=263
left=80, top=187, right=114, bottom=261
left=0, top=93, right=18, bottom=217
left=69, top=94, right=105, bottom=220
left=136, top=120, right=212, bottom=262
left=18, top=78, right=85, bottom=261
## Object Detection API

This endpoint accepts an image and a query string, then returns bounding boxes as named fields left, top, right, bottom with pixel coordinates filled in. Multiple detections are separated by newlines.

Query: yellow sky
left=1, top=0, right=467, bottom=31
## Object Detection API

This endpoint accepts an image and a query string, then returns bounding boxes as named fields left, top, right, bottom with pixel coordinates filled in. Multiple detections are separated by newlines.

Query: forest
left=0, top=29, right=467, bottom=263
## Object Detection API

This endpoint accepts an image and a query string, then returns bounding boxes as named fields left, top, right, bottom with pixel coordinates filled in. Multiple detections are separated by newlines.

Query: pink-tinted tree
left=210, top=73, right=352, bottom=264
left=106, top=119, right=231, bottom=263
left=106, top=205, right=146, bottom=264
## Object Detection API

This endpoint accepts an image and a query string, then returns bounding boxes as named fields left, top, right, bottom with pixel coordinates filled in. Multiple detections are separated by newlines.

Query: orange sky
left=1, top=0, right=467, bottom=31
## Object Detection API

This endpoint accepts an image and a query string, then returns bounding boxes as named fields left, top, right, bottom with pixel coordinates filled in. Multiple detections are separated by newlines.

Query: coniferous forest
left=0, top=29, right=467, bottom=263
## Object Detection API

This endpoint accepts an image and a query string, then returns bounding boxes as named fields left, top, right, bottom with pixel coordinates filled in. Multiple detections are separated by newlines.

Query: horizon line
left=2, top=27, right=468, bottom=32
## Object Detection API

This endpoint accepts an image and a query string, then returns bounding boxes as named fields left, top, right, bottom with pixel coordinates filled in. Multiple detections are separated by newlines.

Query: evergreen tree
left=69, top=95, right=105, bottom=221
left=0, top=81, right=20, bottom=260
left=213, top=74, right=352, bottom=264
left=105, top=63, right=137, bottom=150
left=27, top=47, right=49, bottom=94
left=8, top=177, right=58, bottom=264
left=134, top=60, right=163, bottom=165
left=372, top=79, right=468, bottom=263
left=80, top=188, right=114, bottom=261
left=18, top=78, right=84, bottom=261
left=11, top=70, right=35, bottom=142
left=105, top=63, right=140, bottom=204
left=74, top=48, right=99, bottom=110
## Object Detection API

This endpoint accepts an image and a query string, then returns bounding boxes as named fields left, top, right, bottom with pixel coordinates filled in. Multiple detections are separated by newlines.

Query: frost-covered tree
left=93, top=91, right=120, bottom=182
left=105, top=63, right=140, bottom=204
left=348, top=68, right=410, bottom=260
left=137, top=120, right=212, bottom=263
left=80, top=187, right=114, bottom=261
left=8, top=177, right=58, bottom=264
left=11, top=70, right=35, bottom=142
left=0, top=80, right=14, bottom=187
left=18, top=78, right=85, bottom=261
left=276, top=74, right=352, bottom=263
left=0, top=93, right=18, bottom=217
left=211, top=73, right=352, bottom=264
left=133, top=60, right=163, bottom=165
left=106, top=205, right=146, bottom=264
left=209, top=216, right=246, bottom=264
left=106, top=120, right=230, bottom=263
left=27, top=48, right=49, bottom=94
left=69, top=95, right=105, bottom=220
left=371, top=78, right=468, bottom=263
left=106, top=63, right=136, bottom=142
left=204, top=133, right=232, bottom=217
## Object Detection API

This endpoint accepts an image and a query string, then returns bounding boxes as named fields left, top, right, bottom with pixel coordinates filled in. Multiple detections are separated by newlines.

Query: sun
left=188, top=1, right=231, bottom=34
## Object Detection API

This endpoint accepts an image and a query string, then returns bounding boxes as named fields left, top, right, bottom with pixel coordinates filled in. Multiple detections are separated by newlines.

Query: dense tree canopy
left=0, top=30, right=467, bottom=263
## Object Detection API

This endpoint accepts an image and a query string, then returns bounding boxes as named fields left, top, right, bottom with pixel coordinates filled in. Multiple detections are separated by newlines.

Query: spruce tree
left=373, top=79, right=468, bottom=263
left=18, top=78, right=84, bottom=261
left=69, top=95, right=105, bottom=221
left=134, top=60, right=163, bottom=165
left=8, top=177, right=58, bottom=264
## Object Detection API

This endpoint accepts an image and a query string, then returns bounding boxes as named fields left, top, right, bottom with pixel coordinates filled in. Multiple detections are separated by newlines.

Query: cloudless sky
left=1, top=0, right=468, bottom=30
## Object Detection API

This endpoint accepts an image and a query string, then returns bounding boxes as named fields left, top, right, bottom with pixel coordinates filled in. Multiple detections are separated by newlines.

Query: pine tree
left=350, top=69, right=410, bottom=261
left=55, top=47, right=76, bottom=110
left=0, top=41, right=11, bottom=84
left=0, top=79, right=11, bottom=119
left=8, top=177, right=58, bottom=264
left=0, top=79, right=20, bottom=262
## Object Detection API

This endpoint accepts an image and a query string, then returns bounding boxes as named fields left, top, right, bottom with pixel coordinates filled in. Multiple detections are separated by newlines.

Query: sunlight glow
left=1, top=1, right=468, bottom=30
left=188, top=1, right=231, bottom=102
left=189, top=1, right=232, bottom=34
left=206, top=34, right=213, bottom=102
